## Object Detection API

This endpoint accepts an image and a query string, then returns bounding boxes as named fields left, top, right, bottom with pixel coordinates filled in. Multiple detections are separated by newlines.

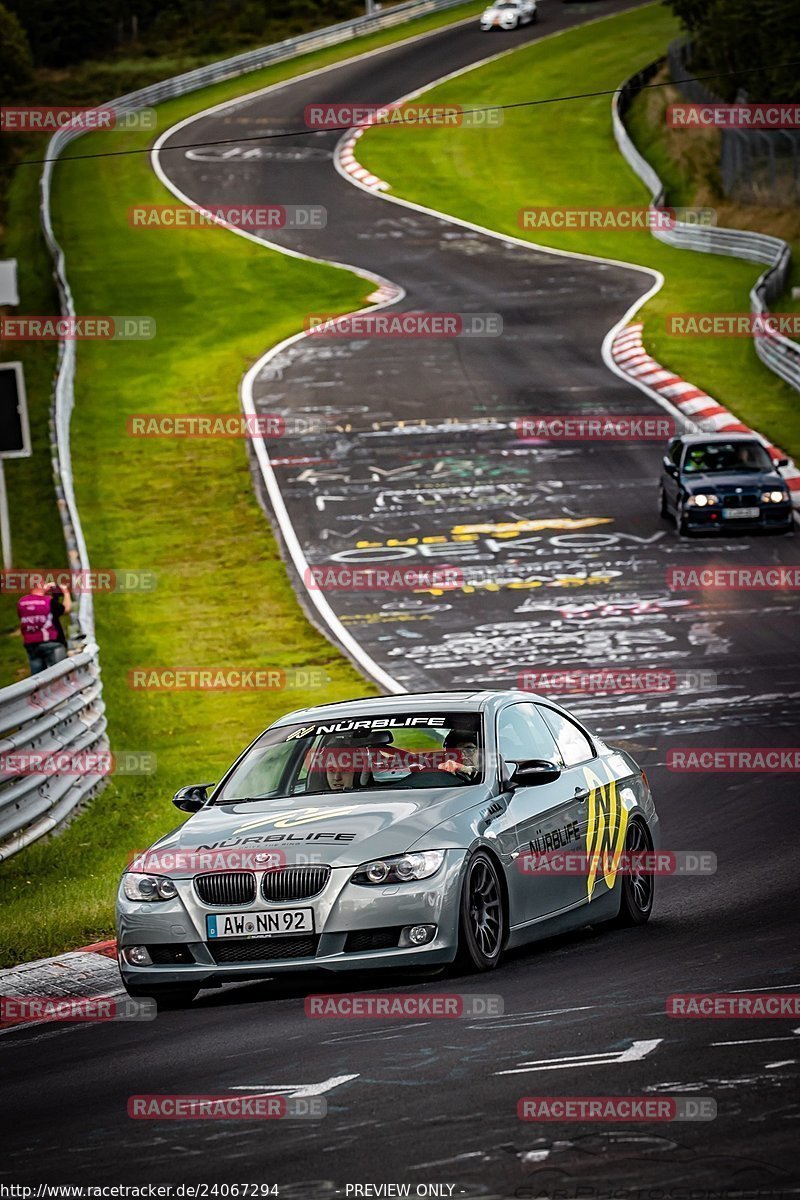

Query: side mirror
left=172, top=782, right=215, bottom=812
left=776, top=457, right=789, bottom=468
left=662, top=456, right=678, bottom=477
left=509, top=759, right=562, bottom=787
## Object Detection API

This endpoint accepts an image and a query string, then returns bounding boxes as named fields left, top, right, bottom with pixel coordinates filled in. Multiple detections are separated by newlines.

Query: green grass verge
left=0, top=0, right=486, bottom=692
left=0, top=0, right=486, bottom=967
left=357, top=1, right=800, bottom=459
left=0, top=172, right=67, bottom=688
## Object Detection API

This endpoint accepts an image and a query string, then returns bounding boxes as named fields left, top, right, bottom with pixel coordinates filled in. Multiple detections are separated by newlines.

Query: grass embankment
left=0, top=0, right=485, bottom=690
left=625, top=64, right=800, bottom=322
left=357, top=2, right=800, bottom=458
left=0, top=0, right=486, bottom=966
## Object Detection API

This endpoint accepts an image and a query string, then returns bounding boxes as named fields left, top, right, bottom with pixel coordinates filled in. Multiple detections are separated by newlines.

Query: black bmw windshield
left=682, top=441, right=773, bottom=473
left=215, top=713, right=484, bottom=802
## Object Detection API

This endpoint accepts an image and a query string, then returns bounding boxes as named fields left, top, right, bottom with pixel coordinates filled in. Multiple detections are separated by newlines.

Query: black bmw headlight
left=351, top=850, right=445, bottom=886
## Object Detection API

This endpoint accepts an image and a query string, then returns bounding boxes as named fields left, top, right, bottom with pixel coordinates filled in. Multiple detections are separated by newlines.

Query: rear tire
left=456, top=851, right=506, bottom=971
left=612, top=818, right=654, bottom=927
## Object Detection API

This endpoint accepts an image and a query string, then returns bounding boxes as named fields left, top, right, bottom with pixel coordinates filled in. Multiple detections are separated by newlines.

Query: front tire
left=456, top=851, right=506, bottom=971
left=613, top=818, right=654, bottom=927
left=659, top=487, right=669, bottom=519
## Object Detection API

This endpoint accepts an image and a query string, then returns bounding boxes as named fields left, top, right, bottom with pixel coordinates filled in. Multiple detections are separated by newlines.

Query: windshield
left=215, top=713, right=484, bottom=802
left=682, top=440, right=773, bottom=474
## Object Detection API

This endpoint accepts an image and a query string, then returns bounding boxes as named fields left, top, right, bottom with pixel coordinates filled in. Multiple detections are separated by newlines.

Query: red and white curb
left=611, top=323, right=800, bottom=506
left=338, top=125, right=391, bottom=192
left=0, top=939, right=121, bottom=1031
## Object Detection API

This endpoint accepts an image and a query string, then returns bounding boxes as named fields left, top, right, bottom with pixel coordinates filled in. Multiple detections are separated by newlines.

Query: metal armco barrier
left=0, top=0, right=473, bottom=862
left=613, top=62, right=800, bottom=394
left=0, top=644, right=108, bottom=862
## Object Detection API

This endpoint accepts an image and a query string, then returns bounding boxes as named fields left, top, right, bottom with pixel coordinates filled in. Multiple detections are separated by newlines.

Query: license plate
left=206, top=908, right=313, bottom=939
left=723, top=506, right=760, bottom=519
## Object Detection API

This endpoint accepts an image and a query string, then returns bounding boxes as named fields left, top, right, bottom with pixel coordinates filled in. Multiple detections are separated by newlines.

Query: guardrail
left=0, top=0, right=474, bottom=863
left=0, top=644, right=108, bottom=862
left=613, top=61, right=800, bottom=394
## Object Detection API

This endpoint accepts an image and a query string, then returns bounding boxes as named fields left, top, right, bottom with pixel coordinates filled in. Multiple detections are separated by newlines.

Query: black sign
left=0, top=363, right=30, bottom=457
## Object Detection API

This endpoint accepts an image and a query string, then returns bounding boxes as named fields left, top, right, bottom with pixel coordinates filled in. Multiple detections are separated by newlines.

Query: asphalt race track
left=3, top=1, right=800, bottom=1193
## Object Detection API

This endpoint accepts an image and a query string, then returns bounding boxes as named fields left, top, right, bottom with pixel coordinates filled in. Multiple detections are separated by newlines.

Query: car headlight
left=122, top=872, right=178, bottom=902
left=351, top=850, right=445, bottom=886
left=686, top=493, right=718, bottom=507
left=761, top=489, right=789, bottom=503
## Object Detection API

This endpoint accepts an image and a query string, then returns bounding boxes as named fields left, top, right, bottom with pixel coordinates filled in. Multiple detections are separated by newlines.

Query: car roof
left=672, top=432, right=763, bottom=446
left=270, top=689, right=551, bottom=727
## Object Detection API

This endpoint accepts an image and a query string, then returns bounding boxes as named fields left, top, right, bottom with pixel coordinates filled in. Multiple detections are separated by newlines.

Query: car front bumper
left=684, top=504, right=794, bottom=531
left=116, top=850, right=467, bottom=991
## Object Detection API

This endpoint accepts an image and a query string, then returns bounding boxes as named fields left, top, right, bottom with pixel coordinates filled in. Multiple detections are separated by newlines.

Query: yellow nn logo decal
left=583, top=765, right=628, bottom=900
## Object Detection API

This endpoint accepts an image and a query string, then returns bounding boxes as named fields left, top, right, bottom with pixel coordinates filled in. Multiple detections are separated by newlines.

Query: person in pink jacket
left=17, top=581, right=72, bottom=675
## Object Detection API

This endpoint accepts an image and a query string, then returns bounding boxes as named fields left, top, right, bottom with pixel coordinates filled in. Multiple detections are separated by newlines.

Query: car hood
left=683, top=470, right=784, bottom=492
left=141, top=785, right=494, bottom=872
left=482, top=6, right=517, bottom=15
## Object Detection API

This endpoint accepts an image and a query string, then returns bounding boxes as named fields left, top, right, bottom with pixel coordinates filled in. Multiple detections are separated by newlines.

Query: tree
left=0, top=3, right=34, bottom=97
left=665, top=0, right=800, bottom=101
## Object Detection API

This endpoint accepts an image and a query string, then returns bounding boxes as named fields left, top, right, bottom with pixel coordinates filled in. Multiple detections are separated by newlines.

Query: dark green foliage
left=0, top=3, right=34, bottom=95
left=4, top=0, right=367, bottom=69
left=666, top=0, right=800, bottom=101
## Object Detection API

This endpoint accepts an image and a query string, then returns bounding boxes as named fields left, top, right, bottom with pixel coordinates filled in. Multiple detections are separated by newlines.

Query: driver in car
left=438, top=730, right=480, bottom=781
left=320, top=731, right=393, bottom=791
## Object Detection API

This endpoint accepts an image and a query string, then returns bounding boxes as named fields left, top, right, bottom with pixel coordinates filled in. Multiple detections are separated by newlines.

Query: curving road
left=3, top=2, right=800, bottom=1194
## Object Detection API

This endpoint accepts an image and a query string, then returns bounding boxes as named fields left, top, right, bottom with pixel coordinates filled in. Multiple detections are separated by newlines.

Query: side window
left=669, top=440, right=683, bottom=467
left=537, top=707, right=594, bottom=767
left=498, top=703, right=560, bottom=766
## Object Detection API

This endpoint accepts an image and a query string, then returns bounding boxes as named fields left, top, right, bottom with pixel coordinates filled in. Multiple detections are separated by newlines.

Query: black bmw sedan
left=660, top=433, right=794, bottom=535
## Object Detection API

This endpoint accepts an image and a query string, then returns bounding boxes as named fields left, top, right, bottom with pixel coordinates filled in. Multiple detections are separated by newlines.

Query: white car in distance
left=480, top=0, right=537, bottom=30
